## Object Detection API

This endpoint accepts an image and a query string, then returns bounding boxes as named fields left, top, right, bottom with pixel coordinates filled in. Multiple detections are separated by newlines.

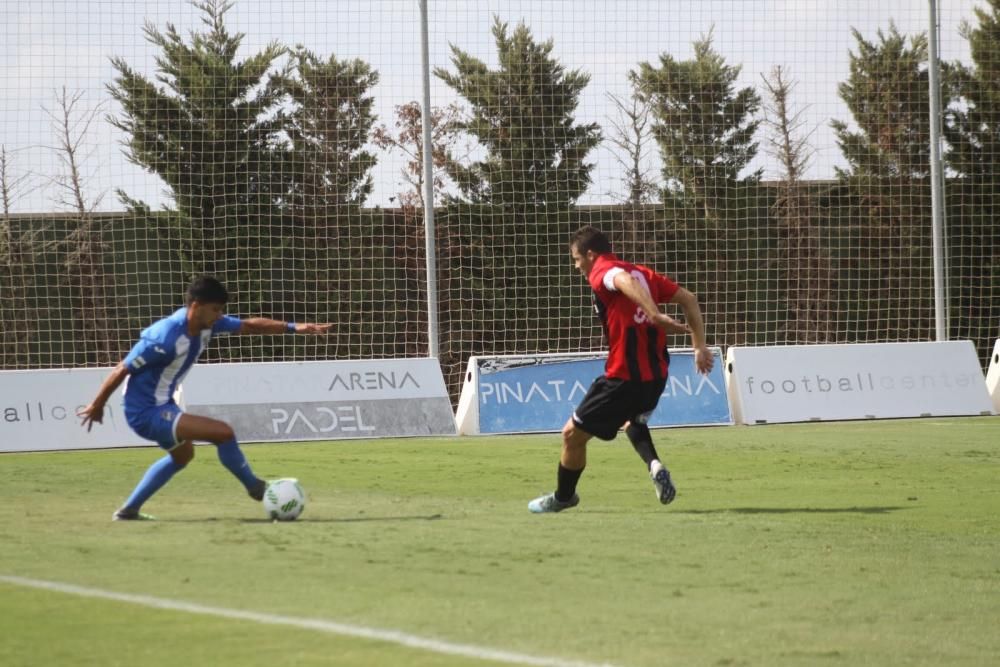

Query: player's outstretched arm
left=237, top=318, right=333, bottom=335
left=77, top=362, right=130, bottom=431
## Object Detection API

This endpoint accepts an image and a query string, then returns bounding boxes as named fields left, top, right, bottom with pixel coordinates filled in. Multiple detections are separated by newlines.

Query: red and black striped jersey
left=588, top=253, right=680, bottom=382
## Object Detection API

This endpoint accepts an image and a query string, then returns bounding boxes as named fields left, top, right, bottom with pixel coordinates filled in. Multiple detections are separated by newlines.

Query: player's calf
left=625, top=421, right=661, bottom=469
left=216, top=437, right=265, bottom=499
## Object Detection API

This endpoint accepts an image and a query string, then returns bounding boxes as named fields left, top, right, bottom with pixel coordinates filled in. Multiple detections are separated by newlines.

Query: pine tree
left=945, top=1, right=1000, bottom=363
left=434, top=17, right=601, bottom=208
left=107, top=0, right=289, bottom=320
left=276, top=46, right=382, bottom=361
left=432, top=17, right=602, bottom=392
left=631, top=30, right=762, bottom=345
left=832, top=26, right=931, bottom=180
left=631, top=29, right=761, bottom=219
left=107, top=0, right=387, bottom=363
left=831, top=24, right=934, bottom=342
left=282, top=47, right=379, bottom=216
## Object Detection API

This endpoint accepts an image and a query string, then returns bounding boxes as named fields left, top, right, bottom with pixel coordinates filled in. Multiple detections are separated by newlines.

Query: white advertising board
left=725, top=341, right=995, bottom=424
left=0, top=367, right=149, bottom=452
left=986, top=339, right=1000, bottom=415
left=183, top=359, right=456, bottom=441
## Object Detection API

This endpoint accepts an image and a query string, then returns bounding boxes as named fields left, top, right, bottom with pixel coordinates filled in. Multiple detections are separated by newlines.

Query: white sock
left=649, top=459, right=663, bottom=476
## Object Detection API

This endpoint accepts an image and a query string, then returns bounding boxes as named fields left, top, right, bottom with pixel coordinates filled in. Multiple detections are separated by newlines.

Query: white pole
left=928, top=0, right=948, bottom=340
left=419, top=0, right=439, bottom=358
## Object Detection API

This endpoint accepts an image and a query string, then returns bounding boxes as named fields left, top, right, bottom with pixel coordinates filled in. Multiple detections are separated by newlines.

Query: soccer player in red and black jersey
left=528, top=226, right=713, bottom=513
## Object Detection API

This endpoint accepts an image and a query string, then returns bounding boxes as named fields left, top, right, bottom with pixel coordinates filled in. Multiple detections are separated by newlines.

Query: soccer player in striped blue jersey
left=78, top=276, right=331, bottom=520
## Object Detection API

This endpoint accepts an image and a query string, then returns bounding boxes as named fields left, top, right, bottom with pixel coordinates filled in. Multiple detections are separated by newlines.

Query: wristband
left=285, top=322, right=297, bottom=334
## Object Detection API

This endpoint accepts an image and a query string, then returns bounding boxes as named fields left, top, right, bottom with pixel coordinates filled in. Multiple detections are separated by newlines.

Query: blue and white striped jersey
left=122, top=307, right=242, bottom=412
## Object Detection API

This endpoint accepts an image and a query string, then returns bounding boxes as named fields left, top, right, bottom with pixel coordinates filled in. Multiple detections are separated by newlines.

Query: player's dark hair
left=186, top=276, right=229, bottom=305
left=570, top=226, right=613, bottom=255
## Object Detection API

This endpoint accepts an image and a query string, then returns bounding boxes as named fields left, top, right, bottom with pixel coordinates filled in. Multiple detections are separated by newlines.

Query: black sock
left=555, top=463, right=584, bottom=502
left=626, top=422, right=660, bottom=470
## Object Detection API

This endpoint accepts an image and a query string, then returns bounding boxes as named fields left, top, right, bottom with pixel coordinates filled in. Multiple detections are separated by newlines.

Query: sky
left=0, top=0, right=984, bottom=213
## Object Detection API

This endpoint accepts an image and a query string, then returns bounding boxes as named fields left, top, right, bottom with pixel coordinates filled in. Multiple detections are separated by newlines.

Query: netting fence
left=2, top=0, right=997, bottom=402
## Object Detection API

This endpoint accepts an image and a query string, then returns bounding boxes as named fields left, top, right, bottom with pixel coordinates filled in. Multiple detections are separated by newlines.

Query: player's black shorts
left=571, top=376, right=667, bottom=441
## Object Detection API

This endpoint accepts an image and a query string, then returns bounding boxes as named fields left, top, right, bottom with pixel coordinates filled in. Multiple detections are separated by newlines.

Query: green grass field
left=1, top=418, right=999, bottom=667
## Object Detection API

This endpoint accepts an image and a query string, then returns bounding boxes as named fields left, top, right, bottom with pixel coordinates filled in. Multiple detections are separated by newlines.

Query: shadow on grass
left=242, top=513, right=446, bottom=524
left=672, top=506, right=908, bottom=515
left=157, top=514, right=446, bottom=524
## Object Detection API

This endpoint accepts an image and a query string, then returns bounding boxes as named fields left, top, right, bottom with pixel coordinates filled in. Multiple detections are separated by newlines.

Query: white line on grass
left=0, top=574, right=620, bottom=667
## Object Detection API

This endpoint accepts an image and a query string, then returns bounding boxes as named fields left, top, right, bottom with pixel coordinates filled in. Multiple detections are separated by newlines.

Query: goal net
left=1, top=0, right=995, bottom=402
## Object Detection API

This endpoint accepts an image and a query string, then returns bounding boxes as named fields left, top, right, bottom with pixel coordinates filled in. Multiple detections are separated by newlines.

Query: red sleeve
left=653, top=272, right=680, bottom=303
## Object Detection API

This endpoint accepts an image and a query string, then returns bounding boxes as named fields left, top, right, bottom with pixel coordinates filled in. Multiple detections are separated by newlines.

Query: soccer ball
left=263, top=478, right=306, bottom=521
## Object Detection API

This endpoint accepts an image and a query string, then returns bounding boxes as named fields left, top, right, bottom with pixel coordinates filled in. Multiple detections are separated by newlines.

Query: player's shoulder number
left=630, top=270, right=652, bottom=324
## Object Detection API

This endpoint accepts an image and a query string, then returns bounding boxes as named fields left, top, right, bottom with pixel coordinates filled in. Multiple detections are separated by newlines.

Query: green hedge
left=2, top=186, right=997, bottom=404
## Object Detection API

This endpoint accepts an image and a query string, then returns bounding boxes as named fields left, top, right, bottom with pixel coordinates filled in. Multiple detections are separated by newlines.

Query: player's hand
left=77, top=403, right=105, bottom=431
left=694, top=345, right=714, bottom=375
left=295, top=323, right=333, bottom=334
left=651, top=313, right=691, bottom=336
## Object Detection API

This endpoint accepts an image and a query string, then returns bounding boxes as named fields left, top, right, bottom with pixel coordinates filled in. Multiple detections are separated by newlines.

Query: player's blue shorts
left=125, top=402, right=184, bottom=450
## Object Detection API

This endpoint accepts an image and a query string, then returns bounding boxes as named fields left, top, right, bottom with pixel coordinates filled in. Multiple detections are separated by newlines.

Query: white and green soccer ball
left=263, top=478, right=306, bottom=521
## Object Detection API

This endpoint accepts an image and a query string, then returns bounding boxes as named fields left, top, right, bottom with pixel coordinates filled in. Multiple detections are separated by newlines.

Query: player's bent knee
left=562, top=421, right=590, bottom=451
left=170, top=441, right=195, bottom=466
left=561, top=420, right=575, bottom=441
left=205, top=422, right=236, bottom=444
left=562, top=420, right=581, bottom=444
left=218, top=423, right=236, bottom=443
